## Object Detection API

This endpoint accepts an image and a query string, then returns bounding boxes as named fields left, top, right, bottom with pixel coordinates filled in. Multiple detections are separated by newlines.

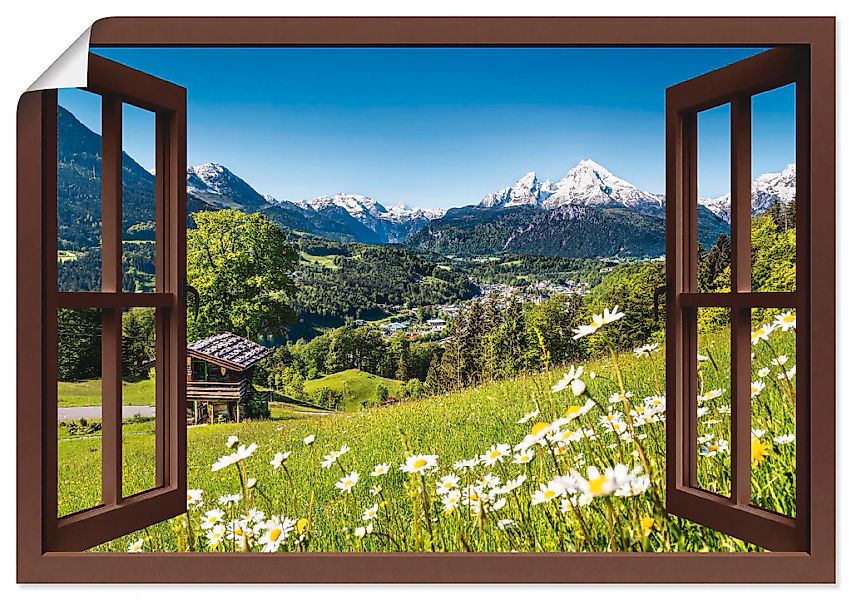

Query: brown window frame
left=16, top=16, right=834, bottom=583
left=20, top=53, right=187, bottom=554
left=664, top=47, right=811, bottom=552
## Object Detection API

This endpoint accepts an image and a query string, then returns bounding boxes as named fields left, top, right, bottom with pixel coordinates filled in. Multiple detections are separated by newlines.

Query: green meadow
left=55, top=314, right=797, bottom=553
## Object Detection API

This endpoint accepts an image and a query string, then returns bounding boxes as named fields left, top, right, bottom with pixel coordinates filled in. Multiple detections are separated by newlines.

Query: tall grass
left=55, top=308, right=796, bottom=553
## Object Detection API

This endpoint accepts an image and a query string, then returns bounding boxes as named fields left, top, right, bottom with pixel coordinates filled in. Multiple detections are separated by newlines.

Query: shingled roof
left=187, top=332, right=273, bottom=371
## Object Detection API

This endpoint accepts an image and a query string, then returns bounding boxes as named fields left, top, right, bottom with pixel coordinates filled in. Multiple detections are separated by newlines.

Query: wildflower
left=481, top=443, right=511, bottom=466
left=574, top=465, right=629, bottom=497
left=211, top=453, right=240, bottom=472
left=564, top=399, right=596, bottom=422
left=335, top=471, right=360, bottom=494
left=259, top=517, right=296, bottom=552
left=206, top=524, right=226, bottom=549
left=561, top=492, right=593, bottom=511
left=751, top=380, right=766, bottom=398
left=270, top=451, right=291, bottom=470
left=246, top=478, right=257, bottom=489
left=218, top=493, right=242, bottom=506
left=441, top=490, right=461, bottom=513
left=370, top=463, right=390, bottom=477
left=497, top=518, right=515, bottom=530
left=186, top=488, right=204, bottom=508
left=771, top=355, right=789, bottom=366
left=774, top=311, right=796, bottom=331
left=697, top=407, right=708, bottom=418
left=127, top=538, right=144, bottom=553
left=752, top=435, right=771, bottom=464
left=498, top=474, right=528, bottom=494
left=225, top=435, right=239, bottom=449
left=699, top=438, right=729, bottom=457
left=602, top=305, right=625, bottom=324
left=362, top=503, right=379, bottom=521
left=697, top=353, right=710, bottom=362
left=774, top=433, right=795, bottom=444
left=303, top=434, right=316, bottom=446
left=757, top=367, right=771, bottom=378
left=608, top=391, right=633, bottom=404
left=641, top=515, right=655, bottom=536
left=698, top=388, right=725, bottom=403
left=436, top=473, right=460, bottom=495
left=552, top=365, right=584, bottom=392
left=201, top=508, right=224, bottom=530
left=751, top=323, right=776, bottom=345
left=599, top=412, right=623, bottom=427
left=369, top=484, right=382, bottom=496
left=718, top=404, right=731, bottom=415
left=353, top=523, right=374, bottom=539
left=531, top=481, right=564, bottom=505
left=227, top=518, right=251, bottom=546
left=780, top=365, right=796, bottom=379
left=517, top=409, right=540, bottom=424
left=752, top=428, right=766, bottom=438
left=480, top=473, right=502, bottom=489
left=644, top=396, right=666, bottom=411
left=453, top=457, right=479, bottom=471
left=614, top=473, right=651, bottom=497
left=634, top=343, right=660, bottom=358
left=513, top=449, right=535, bottom=464
left=400, top=454, right=438, bottom=474
left=321, top=444, right=350, bottom=469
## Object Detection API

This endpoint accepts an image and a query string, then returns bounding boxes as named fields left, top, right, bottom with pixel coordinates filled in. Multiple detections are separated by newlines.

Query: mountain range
left=57, top=105, right=795, bottom=259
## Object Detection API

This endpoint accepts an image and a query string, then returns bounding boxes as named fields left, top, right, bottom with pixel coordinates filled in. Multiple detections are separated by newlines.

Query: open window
left=665, top=47, right=809, bottom=551
left=18, top=53, right=187, bottom=552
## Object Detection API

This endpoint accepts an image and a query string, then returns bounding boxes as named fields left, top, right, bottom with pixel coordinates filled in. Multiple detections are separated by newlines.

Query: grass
left=303, top=368, right=403, bottom=410
left=55, top=311, right=797, bottom=553
left=57, top=376, right=156, bottom=407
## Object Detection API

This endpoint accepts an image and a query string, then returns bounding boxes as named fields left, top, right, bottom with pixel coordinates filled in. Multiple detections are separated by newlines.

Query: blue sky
left=59, top=47, right=795, bottom=209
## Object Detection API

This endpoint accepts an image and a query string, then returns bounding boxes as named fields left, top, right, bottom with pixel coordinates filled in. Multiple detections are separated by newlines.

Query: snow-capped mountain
left=479, top=160, right=664, bottom=217
left=186, top=162, right=269, bottom=210
left=384, top=202, right=447, bottom=223
left=699, top=164, right=796, bottom=223
left=480, top=172, right=557, bottom=208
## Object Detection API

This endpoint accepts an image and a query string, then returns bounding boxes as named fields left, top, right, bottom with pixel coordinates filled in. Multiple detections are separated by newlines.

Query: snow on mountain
left=479, top=159, right=663, bottom=215
left=699, top=164, right=796, bottom=223
left=186, top=162, right=268, bottom=209
left=480, top=172, right=556, bottom=208
left=543, top=159, right=664, bottom=214
left=307, top=193, right=387, bottom=220
left=384, top=202, right=447, bottom=222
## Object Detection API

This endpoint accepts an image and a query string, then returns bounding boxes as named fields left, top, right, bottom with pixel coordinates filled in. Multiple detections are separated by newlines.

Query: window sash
left=665, top=47, right=810, bottom=552
left=39, top=53, right=187, bottom=552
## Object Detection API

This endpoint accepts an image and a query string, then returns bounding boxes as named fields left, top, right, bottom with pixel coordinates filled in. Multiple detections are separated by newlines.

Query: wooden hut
left=186, top=332, right=272, bottom=424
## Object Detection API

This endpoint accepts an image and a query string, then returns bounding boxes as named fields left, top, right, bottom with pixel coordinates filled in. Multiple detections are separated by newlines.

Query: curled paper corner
left=27, top=27, right=91, bottom=92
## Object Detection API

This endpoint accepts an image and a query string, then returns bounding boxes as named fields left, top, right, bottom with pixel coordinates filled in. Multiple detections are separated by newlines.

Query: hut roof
left=187, top=332, right=273, bottom=371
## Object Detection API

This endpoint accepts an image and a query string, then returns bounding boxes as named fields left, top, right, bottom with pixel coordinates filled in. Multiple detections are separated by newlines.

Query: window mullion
left=730, top=94, right=752, bottom=506
left=100, top=94, right=123, bottom=506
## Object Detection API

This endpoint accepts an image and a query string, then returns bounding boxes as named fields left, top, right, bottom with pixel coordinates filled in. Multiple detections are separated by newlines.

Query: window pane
left=751, top=84, right=796, bottom=292
left=122, top=104, right=157, bottom=292
left=696, top=104, right=732, bottom=293
left=57, top=89, right=102, bottom=292
left=121, top=308, right=159, bottom=497
left=696, top=307, right=731, bottom=496
left=57, top=307, right=103, bottom=516
left=750, top=308, right=797, bottom=517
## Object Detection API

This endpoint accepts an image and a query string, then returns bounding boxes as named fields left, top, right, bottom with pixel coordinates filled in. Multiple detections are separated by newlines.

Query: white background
left=0, top=0, right=847, bottom=596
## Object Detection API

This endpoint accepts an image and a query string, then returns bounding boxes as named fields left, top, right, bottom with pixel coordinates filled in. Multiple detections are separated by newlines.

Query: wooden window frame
left=664, top=47, right=810, bottom=552
left=20, top=54, right=187, bottom=554
left=16, top=16, right=834, bottom=583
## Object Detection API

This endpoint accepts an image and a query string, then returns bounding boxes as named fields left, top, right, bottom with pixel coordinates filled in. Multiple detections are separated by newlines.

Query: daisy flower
left=218, top=493, right=242, bottom=506
left=335, top=471, right=360, bottom=494
left=321, top=444, right=350, bottom=469
left=453, top=457, right=479, bottom=471
left=186, top=488, right=204, bottom=508
left=481, top=443, right=511, bottom=466
left=774, top=433, right=795, bottom=445
left=258, top=517, right=296, bottom=552
left=774, top=311, right=796, bottom=331
left=698, top=388, right=725, bottom=403
left=200, top=508, right=224, bottom=530
left=362, top=503, right=379, bottom=521
left=551, top=365, right=585, bottom=392
left=633, top=343, right=660, bottom=358
left=441, top=490, right=461, bottom=513
left=206, top=524, right=226, bottom=549
left=435, top=473, right=460, bottom=495
left=513, top=449, right=535, bottom=464
left=400, top=454, right=438, bottom=474
left=270, top=451, right=291, bottom=470
left=367, top=463, right=389, bottom=477
left=369, top=484, right=382, bottom=496
left=757, top=367, right=771, bottom=378
left=751, top=380, right=766, bottom=398
left=225, top=435, right=239, bottom=449
left=699, top=438, right=729, bottom=457
left=531, top=481, right=564, bottom=505
left=751, top=323, right=776, bottom=345
left=608, top=391, right=633, bottom=404
left=127, top=538, right=144, bottom=553
left=517, top=409, right=540, bottom=424
left=771, top=355, right=789, bottom=366
left=563, top=399, right=596, bottom=422
left=303, top=434, right=316, bottom=446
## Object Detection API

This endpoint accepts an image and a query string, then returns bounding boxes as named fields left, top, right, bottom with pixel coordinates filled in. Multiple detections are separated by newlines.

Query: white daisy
left=335, top=471, right=360, bottom=494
